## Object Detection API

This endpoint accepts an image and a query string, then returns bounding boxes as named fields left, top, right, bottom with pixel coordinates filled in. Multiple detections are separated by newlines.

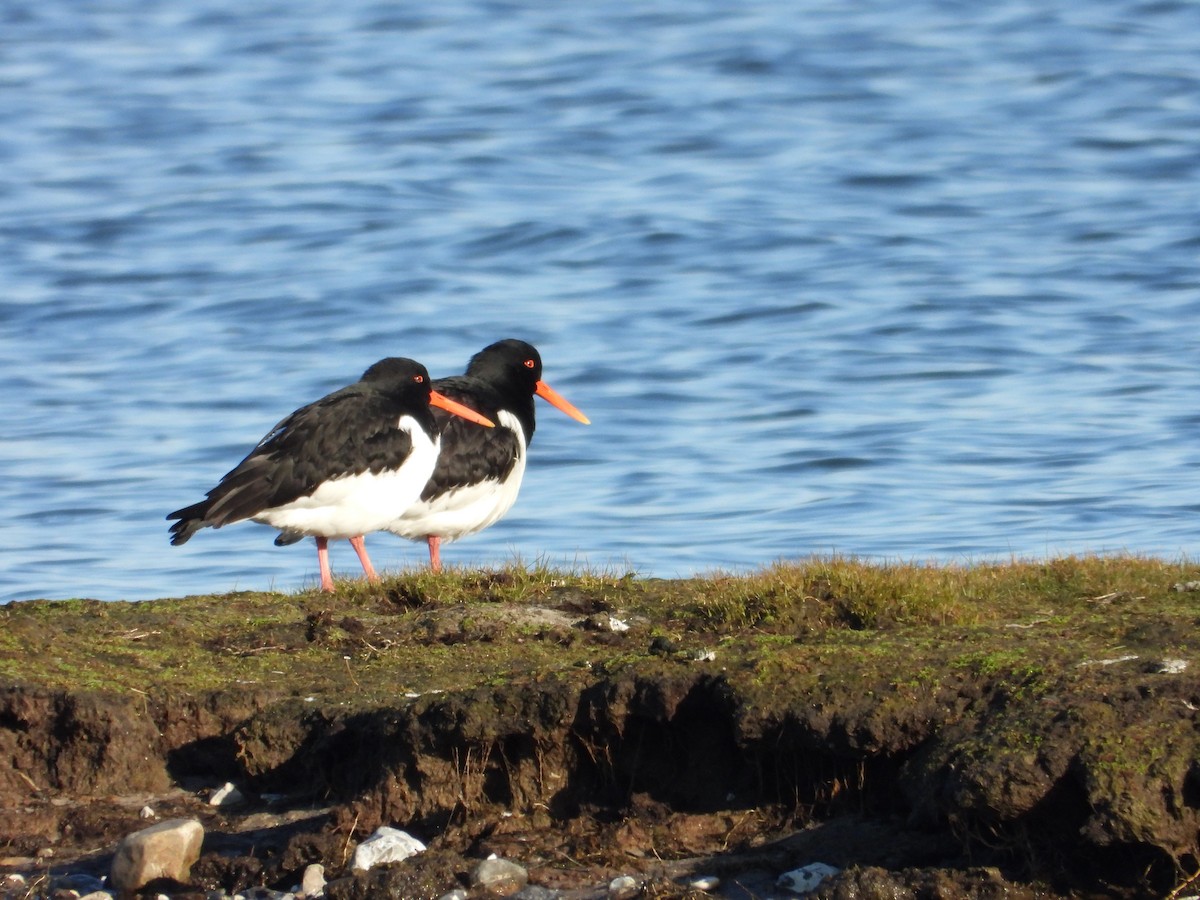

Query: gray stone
left=470, top=856, right=528, bottom=895
left=209, top=781, right=247, bottom=807
left=777, top=862, right=840, bottom=894
left=300, top=862, right=326, bottom=897
left=608, top=874, right=640, bottom=899
left=110, top=817, right=204, bottom=892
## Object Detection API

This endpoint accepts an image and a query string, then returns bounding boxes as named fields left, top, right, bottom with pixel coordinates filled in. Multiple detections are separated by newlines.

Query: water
left=1, top=1, right=1198, bottom=602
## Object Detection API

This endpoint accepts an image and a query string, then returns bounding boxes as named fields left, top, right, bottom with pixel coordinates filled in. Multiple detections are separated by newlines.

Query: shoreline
left=1, top=557, right=1197, bottom=898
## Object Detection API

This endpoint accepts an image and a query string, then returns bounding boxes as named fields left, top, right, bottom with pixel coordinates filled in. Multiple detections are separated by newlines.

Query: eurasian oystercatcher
left=384, top=339, right=589, bottom=571
left=167, top=357, right=494, bottom=592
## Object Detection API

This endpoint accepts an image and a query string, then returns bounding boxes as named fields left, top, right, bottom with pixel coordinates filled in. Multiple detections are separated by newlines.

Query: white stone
left=608, top=874, right=640, bottom=899
left=300, top=862, right=326, bottom=897
left=77, top=892, right=114, bottom=900
left=470, top=856, right=528, bottom=893
left=351, top=826, right=426, bottom=871
left=110, top=818, right=204, bottom=893
left=777, top=862, right=840, bottom=894
left=437, top=891, right=468, bottom=900
left=688, top=874, right=720, bottom=891
left=209, top=781, right=246, bottom=807
left=139, top=805, right=157, bottom=819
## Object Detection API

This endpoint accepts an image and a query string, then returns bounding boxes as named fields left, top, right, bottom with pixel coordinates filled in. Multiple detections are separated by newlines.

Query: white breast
left=253, top=416, right=439, bottom=539
left=387, top=409, right=527, bottom=543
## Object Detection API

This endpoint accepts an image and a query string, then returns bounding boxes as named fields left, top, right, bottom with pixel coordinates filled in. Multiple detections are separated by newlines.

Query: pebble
left=608, top=874, right=640, bottom=899
left=688, top=874, right=720, bottom=891
left=470, top=856, right=529, bottom=895
left=139, top=805, right=157, bottom=819
left=300, top=862, right=326, bottom=897
left=110, top=817, right=204, bottom=893
left=351, top=826, right=426, bottom=871
left=437, top=891, right=469, bottom=900
left=78, top=892, right=115, bottom=900
left=777, top=862, right=840, bottom=894
left=210, top=782, right=247, bottom=807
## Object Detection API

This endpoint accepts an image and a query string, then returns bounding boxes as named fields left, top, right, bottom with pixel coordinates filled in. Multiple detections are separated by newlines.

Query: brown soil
left=1, top=566, right=1199, bottom=898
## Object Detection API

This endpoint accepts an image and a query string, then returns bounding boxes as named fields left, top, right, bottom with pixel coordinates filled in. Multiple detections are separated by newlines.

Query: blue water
left=2, top=1, right=1199, bottom=602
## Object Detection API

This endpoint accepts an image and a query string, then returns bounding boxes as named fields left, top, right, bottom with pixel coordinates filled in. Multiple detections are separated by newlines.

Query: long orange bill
left=430, top=391, right=495, bottom=427
left=535, top=380, right=591, bottom=424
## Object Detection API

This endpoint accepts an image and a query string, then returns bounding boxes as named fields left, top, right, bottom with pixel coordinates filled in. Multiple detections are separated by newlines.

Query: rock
left=139, top=805, right=157, bottom=819
left=608, top=874, right=640, bottom=899
left=209, top=781, right=247, bottom=807
left=437, top=891, right=469, bottom=900
left=300, top=862, right=326, bottom=897
left=110, top=817, right=204, bottom=892
left=581, top=614, right=629, bottom=632
left=1153, top=658, right=1188, bottom=674
left=688, top=874, right=720, bottom=891
left=470, top=856, right=528, bottom=895
left=350, top=826, right=426, bottom=871
left=777, top=862, right=840, bottom=894
left=78, top=892, right=115, bottom=900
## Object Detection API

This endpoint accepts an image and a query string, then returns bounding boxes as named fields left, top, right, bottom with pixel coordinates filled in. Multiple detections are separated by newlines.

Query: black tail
left=167, top=501, right=210, bottom=545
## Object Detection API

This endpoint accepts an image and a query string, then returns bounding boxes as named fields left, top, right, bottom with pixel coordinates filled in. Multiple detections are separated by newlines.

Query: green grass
left=2, top=554, right=1197, bottom=703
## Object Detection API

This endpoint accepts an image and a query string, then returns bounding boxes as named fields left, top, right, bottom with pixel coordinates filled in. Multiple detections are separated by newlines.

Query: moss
left=5, top=555, right=1200, bottom=896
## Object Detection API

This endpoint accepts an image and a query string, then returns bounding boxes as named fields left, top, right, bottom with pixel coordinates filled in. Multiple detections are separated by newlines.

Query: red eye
left=524, top=359, right=535, bottom=369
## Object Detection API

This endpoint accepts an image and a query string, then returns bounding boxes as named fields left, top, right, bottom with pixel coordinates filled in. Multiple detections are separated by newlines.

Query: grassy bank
left=3, top=555, right=1200, bottom=897
left=1, top=554, right=1196, bottom=700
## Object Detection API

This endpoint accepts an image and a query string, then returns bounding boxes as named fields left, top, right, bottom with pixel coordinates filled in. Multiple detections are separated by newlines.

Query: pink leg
left=315, top=536, right=335, bottom=592
left=427, top=535, right=442, bottom=573
left=349, top=534, right=379, bottom=582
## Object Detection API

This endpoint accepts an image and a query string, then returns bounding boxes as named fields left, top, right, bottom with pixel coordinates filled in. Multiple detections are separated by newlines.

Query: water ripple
left=1, top=0, right=1199, bottom=600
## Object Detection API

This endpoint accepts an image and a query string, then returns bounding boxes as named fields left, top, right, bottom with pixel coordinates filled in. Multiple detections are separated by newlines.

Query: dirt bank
left=1, top=559, right=1198, bottom=897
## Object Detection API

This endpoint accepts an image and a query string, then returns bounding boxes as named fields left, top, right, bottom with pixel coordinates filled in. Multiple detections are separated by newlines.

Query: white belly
left=387, top=409, right=527, bottom=542
left=254, top=417, right=438, bottom=539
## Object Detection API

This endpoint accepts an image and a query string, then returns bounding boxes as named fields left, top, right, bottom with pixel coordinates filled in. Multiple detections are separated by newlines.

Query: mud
left=1, top=567, right=1199, bottom=898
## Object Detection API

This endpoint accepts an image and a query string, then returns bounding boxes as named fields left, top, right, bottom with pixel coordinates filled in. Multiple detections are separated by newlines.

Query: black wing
left=168, top=382, right=420, bottom=540
left=421, top=377, right=522, bottom=499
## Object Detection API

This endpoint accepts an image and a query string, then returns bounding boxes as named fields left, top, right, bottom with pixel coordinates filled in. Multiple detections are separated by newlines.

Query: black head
left=465, top=339, right=543, bottom=394
left=360, top=357, right=433, bottom=399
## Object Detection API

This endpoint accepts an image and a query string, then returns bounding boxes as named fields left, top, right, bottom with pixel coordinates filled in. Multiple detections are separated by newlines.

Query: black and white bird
left=167, top=357, right=494, bottom=592
left=384, top=339, right=589, bottom=571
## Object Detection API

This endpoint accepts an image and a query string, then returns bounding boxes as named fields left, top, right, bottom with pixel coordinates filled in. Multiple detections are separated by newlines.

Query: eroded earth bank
left=2, top=558, right=1199, bottom=898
